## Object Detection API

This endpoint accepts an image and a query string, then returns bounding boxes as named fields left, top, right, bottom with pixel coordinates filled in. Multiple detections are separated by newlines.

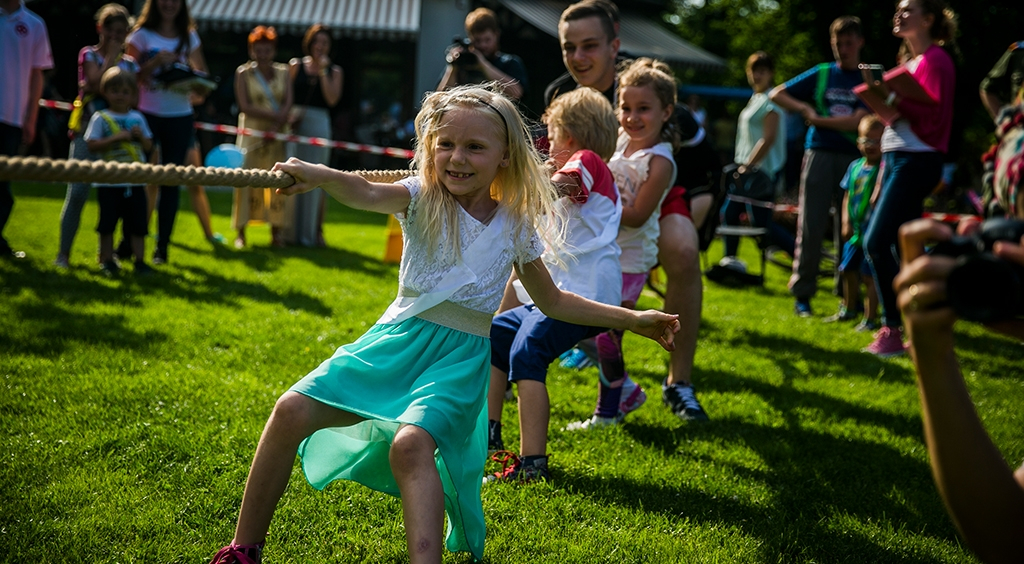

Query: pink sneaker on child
left=862, top=326, right=906, bottom=358
left=617, top=376, right=647, bottom=420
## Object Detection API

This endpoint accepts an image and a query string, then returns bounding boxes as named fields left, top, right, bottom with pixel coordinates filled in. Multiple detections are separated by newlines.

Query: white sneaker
left=562, top=415, right=618, bottom=431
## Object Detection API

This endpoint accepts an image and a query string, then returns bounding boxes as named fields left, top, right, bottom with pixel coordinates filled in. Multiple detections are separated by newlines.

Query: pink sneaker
left=862, top=326, right=906, bottom=358
left=617, top=376, right=647, bottom=420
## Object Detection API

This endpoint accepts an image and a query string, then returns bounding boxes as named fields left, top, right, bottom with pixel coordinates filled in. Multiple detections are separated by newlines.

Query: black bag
left=722, top=163, right=774, bottom=202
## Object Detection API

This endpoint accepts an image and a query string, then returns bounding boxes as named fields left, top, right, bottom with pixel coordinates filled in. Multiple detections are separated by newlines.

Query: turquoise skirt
left=290, top=316, right=490, bottom=559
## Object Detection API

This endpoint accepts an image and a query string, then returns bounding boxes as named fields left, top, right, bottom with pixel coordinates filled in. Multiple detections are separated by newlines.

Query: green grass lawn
left=2, top=181, right=1022, bottom=563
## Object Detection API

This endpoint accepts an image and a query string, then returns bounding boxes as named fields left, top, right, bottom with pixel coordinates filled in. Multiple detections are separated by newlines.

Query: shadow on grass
left=698, top=321, right=915, bottom=385
left=564, top=419, right=953, bottom=563
left=169, top=232, right=394, bottom=276
left=1, top=297, right=165, bottom=358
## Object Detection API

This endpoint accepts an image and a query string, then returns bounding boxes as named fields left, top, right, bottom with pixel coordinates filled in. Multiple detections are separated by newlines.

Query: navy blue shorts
left=839, top=240, right=873, bottom=276
left=490, top=304, right=604, bottom=383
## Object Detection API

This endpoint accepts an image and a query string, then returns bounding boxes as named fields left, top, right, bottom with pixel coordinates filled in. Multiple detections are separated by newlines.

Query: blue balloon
left=204, top=144, right=244, bottom=168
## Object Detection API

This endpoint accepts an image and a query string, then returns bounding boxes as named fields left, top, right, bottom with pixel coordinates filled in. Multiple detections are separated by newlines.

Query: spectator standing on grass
left=486, top=87, right=622, bottom=483
left=287, top=24, right=341, bottom=248
left=719, top=51, right=793, bottom=266
left=0, top=0, right=52, bottom=259
left=232, top=25, right=293, bottom=249
left=859, top=0, right=957, bottom=357
left=547, top=0, right=710, bottom=422
left=54, top=3, right=138, bottom=269
left=770, top=16, right=869, bottom=318
left=126, top=0, right=209, bottom=265
left=824, top=114, right=882, bottom=330
left=84, top=67, right=154, bottom=276
left=437, top=7, right=528, bottom=101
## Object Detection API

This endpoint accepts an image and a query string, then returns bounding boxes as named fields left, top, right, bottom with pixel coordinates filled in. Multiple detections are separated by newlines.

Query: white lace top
left=395, top=176, right=543, bottom=314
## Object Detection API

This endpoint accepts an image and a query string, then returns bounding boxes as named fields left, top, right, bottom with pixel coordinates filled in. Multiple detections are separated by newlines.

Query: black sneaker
left=487, top=420, right=504, bottom=455
left=99, top=260, right=121, bottom=277
left=662, top=379, right=709, bottom=422
left=134, top=262, right=155, bottom=276
left=484, top=451, right=551, bottom=484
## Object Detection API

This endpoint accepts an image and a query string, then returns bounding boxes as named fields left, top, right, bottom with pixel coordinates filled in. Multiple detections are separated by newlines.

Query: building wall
left=414, top=0, right=471, bottom=108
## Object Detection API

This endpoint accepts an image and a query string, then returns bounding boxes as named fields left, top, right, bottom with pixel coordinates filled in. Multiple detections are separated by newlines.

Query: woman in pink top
left=859, top=0, right=957, bottom=357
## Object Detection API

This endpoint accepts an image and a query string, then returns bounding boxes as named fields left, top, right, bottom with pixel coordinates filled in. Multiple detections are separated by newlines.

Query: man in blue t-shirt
left=770, top=16, right=869, bottom=317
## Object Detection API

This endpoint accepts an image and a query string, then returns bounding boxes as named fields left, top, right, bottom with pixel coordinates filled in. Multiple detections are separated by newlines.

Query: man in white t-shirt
left=0, top=0, right=53, bottom=258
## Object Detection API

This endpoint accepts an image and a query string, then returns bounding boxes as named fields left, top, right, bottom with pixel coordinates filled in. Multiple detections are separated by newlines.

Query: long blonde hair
left=411, top=84, right=564, bottom=262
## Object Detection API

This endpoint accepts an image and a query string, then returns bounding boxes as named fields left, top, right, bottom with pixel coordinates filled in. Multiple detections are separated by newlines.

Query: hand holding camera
left=896, top=218, right=1024, bottom=328
left=445, top=36, right=479, bottom=68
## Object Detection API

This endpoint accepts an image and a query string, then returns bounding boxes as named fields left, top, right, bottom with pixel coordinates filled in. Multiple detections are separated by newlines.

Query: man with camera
left=896, top=214, right=1024, bottom=563
left=436, top=8, right=528, bottom=101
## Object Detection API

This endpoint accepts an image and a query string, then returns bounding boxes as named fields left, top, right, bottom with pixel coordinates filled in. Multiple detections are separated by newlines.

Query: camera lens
left=947, top=255, right=1024, bottom=322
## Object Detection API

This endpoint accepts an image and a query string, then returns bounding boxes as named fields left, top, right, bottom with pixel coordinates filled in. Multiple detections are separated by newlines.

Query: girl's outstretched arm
left=515, top=258, right=680, bottom=351
left=273, top=158, right=411, bottom=215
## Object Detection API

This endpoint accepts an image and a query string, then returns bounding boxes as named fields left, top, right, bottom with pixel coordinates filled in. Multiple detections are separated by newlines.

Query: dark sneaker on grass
left=794, top=299, right=812, bottom=318
left=487, top=420, right=504, bottom=456
left=484, top=451, right=550, bottom=484
left=823, top=307, right=858, bottom=323
left=134, top=262, right=155, bottom=276
left=99, top=260, right=120, bottom=277
left=662, top=380, right=709, bottom=422
left=855, top=318, right=880, bottom=332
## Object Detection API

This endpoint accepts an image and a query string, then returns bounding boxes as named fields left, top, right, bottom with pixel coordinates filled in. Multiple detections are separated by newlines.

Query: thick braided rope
left=0, top=156, right=411, bottom=187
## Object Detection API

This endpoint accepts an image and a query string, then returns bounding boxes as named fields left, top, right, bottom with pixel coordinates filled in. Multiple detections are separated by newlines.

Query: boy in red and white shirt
left=487, top=87, right=622, bottom=482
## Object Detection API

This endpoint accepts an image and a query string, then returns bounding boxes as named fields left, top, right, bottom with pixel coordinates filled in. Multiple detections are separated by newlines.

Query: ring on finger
left=908, top=284, right=920, bottom=297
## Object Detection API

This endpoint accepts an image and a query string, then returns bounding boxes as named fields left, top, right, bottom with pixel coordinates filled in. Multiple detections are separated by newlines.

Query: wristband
left=884, top=91, right=898, bottom=107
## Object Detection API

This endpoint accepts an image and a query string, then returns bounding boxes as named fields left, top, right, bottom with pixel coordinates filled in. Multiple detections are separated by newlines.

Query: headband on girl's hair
left=477, top=98, right=510, bottom=142
left=433, top=92, right=510, bottom=144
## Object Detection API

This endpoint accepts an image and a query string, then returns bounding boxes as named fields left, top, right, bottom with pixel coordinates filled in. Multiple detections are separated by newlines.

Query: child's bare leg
left=517, top=380, right=549, bottom=457
left=488, top=367, right=507, bottom=422
left=389, top=424, right=444, bottom=564
left=99, top=233, right=114, bottom=263
left=234, top=391, right=363, bottom=545
left=862, top=272, right=879, bottom=320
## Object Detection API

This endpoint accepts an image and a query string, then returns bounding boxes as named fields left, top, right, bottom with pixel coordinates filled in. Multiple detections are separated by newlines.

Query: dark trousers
left=863, top=151, right=943, bottom=328
left=143, top=113, right=194, bottom=258
left=97, top=185, right=148, bottom=237
left=0, top=122, right=22, bottom=252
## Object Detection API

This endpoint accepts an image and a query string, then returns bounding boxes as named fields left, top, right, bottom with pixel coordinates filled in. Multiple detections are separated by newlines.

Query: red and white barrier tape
left=727, top=194, right=981, bottom=222
left=40, top=99, right=74, bottom=111
left=39, top=98, right=415, bottom=160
